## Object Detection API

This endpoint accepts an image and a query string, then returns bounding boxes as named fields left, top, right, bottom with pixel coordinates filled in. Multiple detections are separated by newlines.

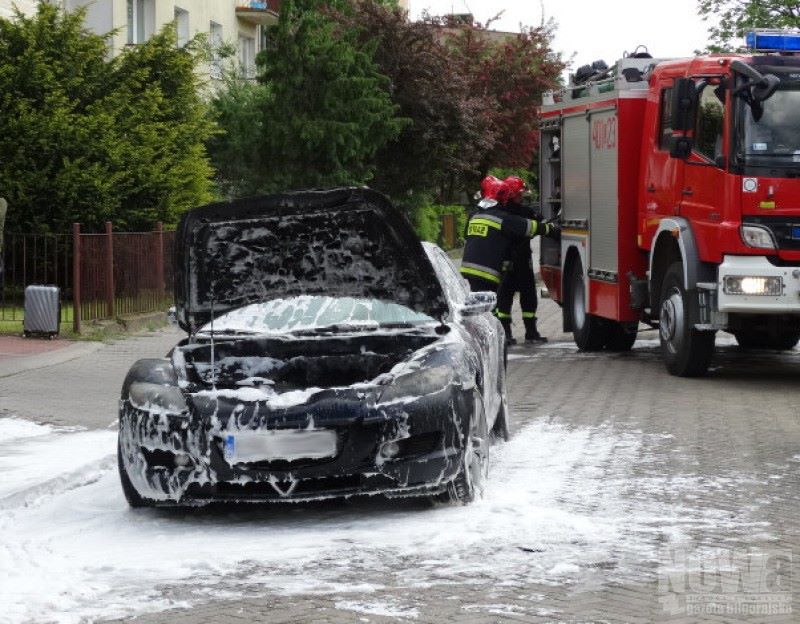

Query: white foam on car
left=0, top=415, right=756, bottom=624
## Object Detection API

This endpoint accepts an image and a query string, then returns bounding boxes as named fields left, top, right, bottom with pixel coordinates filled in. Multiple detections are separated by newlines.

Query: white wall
left=0, top=0, right=41, bottom=19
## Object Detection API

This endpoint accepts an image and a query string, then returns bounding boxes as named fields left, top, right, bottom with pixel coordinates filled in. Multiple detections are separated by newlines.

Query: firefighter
left=495, top=176, right=546, bottom=344
left=460, top=176, right=558, bottom=314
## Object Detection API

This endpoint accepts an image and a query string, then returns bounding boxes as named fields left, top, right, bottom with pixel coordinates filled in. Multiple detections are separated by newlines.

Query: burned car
left=117, top=188, right=509, bottom=507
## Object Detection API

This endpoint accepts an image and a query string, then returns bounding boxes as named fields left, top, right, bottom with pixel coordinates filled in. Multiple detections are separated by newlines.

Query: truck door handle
left=647, top=184, right=656, bottom=193
left=682, top=187, right=693, bottom=196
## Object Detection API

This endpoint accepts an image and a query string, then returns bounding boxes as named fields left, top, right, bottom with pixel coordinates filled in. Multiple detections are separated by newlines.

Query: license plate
left=223, top=429, right=338, bottom=463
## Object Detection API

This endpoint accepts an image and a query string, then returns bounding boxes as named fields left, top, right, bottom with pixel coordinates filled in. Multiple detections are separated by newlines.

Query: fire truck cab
left=539, top=32, right=800, bottom=376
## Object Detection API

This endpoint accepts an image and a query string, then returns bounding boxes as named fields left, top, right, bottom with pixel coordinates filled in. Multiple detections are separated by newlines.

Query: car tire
left=441, top=391, right=489, bottom=505
left=734, top=329, right=800, bottom=351
left=118, top=438, right=153, bottom=508
left=605, top=321, right=637, bottom=352
left=491, top=392, right=512, bottom=442
left=659, top=262, right=715, bottom=377
left=568, top=259, right=609, bottom=351
left=491, top=350, right=511, bottom=442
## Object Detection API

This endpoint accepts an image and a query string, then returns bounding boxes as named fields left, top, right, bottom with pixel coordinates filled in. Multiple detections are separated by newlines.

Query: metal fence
left=1, top=232, right=73, bottom=322
left=1, top=223, right=174, bottom=333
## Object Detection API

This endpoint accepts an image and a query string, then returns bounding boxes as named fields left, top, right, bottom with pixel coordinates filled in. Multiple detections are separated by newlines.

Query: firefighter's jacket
left=460, top=206, right=545, bottom=285
left=506, top=201, right=540, bottom=271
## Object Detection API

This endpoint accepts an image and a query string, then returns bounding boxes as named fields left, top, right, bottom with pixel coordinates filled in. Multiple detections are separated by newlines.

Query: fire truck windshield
left=736, top=78, right=800, bottom=173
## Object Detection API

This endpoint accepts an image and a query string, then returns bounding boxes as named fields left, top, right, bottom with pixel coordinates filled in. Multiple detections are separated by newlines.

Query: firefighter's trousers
left=496, top=260, right=538, bottom=339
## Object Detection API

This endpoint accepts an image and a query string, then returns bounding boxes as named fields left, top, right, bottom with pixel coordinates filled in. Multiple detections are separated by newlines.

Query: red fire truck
left=538, top=32, right=800, bottom=376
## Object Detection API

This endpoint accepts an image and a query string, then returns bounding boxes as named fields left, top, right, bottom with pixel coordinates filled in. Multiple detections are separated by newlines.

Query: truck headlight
left=128, top=382, right=188, bottom=415
left=723, top=276, right=783, bottom=296
left=741, top=225, right=776, bottom=250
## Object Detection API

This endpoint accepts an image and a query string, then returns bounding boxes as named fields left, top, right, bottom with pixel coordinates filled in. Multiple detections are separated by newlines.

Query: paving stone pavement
left=0, top=328, right=181, bottom=429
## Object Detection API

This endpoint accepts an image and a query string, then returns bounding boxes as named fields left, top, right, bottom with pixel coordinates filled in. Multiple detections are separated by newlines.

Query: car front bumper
left=118, top=388, right=471, bottom=505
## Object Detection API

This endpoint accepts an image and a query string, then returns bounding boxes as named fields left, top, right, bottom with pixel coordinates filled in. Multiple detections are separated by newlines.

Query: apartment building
left=2, top=1, right=278, bottom=76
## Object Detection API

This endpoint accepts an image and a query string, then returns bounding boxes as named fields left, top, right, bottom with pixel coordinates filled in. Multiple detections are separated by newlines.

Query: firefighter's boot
left=524, top=317, right=547, bottom=344
left=499, top=317, right=516, bottom=345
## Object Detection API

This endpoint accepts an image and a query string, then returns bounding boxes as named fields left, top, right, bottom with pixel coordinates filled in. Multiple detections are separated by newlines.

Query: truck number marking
left=592, top=117, right=617, bottom=150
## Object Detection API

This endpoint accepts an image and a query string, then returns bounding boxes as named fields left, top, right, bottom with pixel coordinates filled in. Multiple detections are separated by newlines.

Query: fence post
left=72, top=223, right=81, bottom=334
left=105, top=221, right=115, bottom=319
left=155, top=221, right=165, bottom=297
left=441, top=213, right=455, bottom=249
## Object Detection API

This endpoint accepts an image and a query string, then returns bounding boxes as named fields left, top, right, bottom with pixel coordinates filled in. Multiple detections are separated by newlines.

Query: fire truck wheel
left=606, top=322, right=637, bottom=351
left=734, top=329, right=800, bottom=351
left=659, top=262, right=715, bottom=377
left=568, top=259, right=609, bottom=351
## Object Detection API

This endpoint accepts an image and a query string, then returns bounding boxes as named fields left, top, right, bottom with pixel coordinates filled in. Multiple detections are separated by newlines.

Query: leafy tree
left=255, top=0, right=405, bottom=191
left=442, top=19, right=565, bottom=183
left=0, top=5, right=214, bottom=233
left=698, top=0, right=800, bottom=51
left=208, top=73, right=270, bottom=198
left=333, top=1, right=487, bottom=203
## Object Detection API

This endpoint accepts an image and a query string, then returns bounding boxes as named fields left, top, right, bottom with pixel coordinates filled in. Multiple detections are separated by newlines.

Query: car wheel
left=491, top=393, right=511, bottom=442
left=491, top=364, right=511, bottom=442
left=442, top=391, right=489, bottom=505
left=659, top=262, right=715, bottom=377
left=734, top=328, right=800, bottom=351
left=118, top=438, right=153, bottom=508
left=568, top=259, right=609, bottom=351
left=605, top=321, right=637, bottom=352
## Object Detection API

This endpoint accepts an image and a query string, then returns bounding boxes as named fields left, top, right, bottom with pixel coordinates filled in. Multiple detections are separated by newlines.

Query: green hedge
left=413, top=204, right=468, bottom=250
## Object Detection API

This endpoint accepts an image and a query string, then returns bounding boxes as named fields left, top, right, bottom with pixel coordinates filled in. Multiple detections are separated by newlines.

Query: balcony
left=236, top=0, right=280, bottom=26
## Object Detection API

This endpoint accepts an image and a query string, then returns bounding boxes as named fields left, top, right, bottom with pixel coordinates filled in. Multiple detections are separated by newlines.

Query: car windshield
left=198, top=296, right=436, bottom=335
left=737, top=78, right=800, bottom=170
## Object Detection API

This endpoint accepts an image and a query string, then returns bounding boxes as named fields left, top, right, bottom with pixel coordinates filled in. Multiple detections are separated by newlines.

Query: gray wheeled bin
left=23, top=285, right=61, bottom=338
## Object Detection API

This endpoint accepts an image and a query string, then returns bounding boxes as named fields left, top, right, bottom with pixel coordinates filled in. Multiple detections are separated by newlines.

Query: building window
left=210, top=21, right=224, bottom=79
left=174, top=6, right=189, bottom=47
left=127, top=0, right=155, bottom=45
left=238, top=34, right=256, bottom=78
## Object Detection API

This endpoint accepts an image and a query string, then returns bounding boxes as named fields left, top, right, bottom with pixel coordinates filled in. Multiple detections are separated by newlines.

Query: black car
left=117, top=188, right=509, bottom=507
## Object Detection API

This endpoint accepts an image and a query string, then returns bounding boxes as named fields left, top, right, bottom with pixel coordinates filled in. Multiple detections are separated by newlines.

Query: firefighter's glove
left=542, top=222, right=561, bottom=239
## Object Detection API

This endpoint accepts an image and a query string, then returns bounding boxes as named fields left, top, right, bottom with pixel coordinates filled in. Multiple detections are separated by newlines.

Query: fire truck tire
left=659, top=262, right=715, bottom=377
left=568, top=260, right=609, bottom=351
left=606, top=322, right=637, bottom=351
left=734, top=329, right=800, bottom=351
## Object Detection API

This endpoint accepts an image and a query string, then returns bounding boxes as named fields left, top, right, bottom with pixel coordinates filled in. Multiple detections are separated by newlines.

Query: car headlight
left=128, top=382, right=188, bottom=415
left=378, top=365, right=454, bottom=403
left=723, top=276, right=783, bottom=296
left=741, top=225, right=776, bottom=250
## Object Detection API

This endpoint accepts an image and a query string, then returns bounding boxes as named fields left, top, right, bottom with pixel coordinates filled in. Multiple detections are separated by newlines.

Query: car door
left=641, top=76, right=686, bottom=243
left=426, top=246, right=502, bottom=424
left=681, top=78, right=727, bottom=247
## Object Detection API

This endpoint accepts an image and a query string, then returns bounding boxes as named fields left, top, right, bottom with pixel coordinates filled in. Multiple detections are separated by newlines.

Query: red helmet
left=480, top=175, right=504, bottom=200
left=504, top=176, right=526, bottom=203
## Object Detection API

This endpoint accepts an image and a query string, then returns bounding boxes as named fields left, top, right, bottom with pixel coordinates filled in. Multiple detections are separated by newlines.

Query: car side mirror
left=670, top=77, right=697, bottom=132
left=460, top=291, right=496, bottom=317
left=167, top=306, right=179, bottom=327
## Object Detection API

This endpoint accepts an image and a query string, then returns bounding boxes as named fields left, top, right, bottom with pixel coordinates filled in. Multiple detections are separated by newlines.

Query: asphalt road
left=1, top=296, right=799, bottom=623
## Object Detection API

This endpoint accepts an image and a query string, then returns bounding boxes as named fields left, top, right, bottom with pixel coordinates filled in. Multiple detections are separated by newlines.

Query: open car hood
left=174, top=188, right=449, bottom=333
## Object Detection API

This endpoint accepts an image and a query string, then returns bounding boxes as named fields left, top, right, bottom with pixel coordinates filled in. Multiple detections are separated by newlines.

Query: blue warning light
left=745, top=30, right=800, bottom=52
